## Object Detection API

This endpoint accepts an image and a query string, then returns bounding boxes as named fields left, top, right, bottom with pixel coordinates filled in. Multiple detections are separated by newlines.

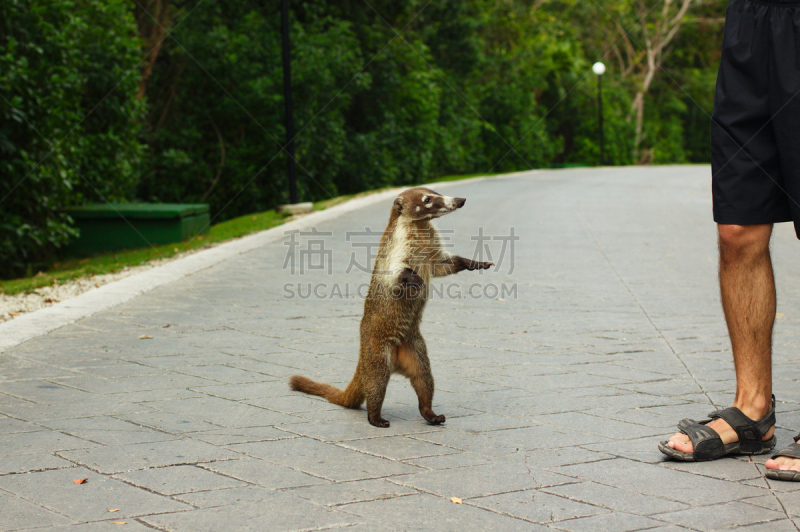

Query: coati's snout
left=394, top=187, right=466, bottom=220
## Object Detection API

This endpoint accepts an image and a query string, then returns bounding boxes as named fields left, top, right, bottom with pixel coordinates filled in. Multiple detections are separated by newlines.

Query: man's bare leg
left=668, top=223, right=775, bottom=453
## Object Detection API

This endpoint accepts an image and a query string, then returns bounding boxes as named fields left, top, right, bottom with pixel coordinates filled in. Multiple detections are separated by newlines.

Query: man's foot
left=666, top=417, right=775, bottom=453
left=765, top=434, right=800, bottom=479
left=659, top=401, right=776, bottom=462
left=766, top=455, right=800, bottom=473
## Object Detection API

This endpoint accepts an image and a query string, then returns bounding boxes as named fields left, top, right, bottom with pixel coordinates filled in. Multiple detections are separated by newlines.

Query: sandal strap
left=677, top=418, right=724, bottom=461
left=707, top=394, right=776, bottom=454
left=772, top=442, right=800, bottom=460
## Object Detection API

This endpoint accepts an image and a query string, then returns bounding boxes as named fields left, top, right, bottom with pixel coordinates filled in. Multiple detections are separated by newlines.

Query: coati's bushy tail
left=289, top=375, right=364, bottom=409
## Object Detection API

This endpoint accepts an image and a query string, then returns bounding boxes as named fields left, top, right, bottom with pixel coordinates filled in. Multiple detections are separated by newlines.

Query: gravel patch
left=0, top=260, right=171, bottom=323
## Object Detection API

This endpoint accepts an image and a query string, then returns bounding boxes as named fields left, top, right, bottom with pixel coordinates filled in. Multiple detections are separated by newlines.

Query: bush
left=0, top=0, right=143, bottom=277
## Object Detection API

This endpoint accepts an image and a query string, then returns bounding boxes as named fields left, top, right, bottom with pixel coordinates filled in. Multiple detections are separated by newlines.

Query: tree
left=610, top=0, right=694, bottom=162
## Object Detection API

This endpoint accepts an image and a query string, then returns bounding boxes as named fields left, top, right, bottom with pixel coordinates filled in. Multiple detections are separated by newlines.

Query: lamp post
left=281, top=0, right=298, bottom=204
left=592, top=61, right=606, bottom=166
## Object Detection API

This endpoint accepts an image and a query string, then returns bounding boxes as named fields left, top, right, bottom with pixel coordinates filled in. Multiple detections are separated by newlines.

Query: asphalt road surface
left=3, top=166, right=800, bottom=531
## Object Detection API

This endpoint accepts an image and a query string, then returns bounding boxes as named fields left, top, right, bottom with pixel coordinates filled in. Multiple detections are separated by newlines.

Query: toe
left=669, top=438, right=694, bottom=453
left=667, top=433, right=693, bottom=453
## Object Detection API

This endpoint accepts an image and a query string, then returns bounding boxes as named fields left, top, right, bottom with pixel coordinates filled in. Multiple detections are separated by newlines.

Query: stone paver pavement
left=3, top=166, right=800, bottom=531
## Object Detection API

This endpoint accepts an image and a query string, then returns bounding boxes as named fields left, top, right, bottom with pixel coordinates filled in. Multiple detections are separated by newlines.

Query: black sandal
left=765, top=434, right=800, bottom=481
left=658, top=396, right=776, bottom=462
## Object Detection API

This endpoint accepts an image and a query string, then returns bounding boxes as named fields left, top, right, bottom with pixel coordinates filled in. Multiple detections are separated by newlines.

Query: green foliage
left=138, top=1, right=365, bottom=218
left=138, top=0, right=596, bottom=215
left=556, top=79, right=636, bottom=166
left=0, top=0, right=143, bottom=278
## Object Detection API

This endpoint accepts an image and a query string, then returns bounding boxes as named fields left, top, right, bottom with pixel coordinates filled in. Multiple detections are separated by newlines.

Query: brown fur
left=289, top=187, right=493, bottom=427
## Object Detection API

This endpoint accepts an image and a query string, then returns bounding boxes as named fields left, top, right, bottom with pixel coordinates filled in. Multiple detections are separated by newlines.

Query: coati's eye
left=424, top=197, right=431, bottom=203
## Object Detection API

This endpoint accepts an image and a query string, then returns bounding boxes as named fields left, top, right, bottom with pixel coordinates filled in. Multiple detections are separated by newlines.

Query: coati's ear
left=394, top=196, right=403, bottom=212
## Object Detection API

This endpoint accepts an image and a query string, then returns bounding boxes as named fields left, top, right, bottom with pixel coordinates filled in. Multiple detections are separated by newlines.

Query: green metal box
left=64, top=203, right=210, bottom=256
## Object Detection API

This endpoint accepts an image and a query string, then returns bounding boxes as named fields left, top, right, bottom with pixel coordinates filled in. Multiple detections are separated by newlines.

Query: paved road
left=3, top=166, right=800, bottom=531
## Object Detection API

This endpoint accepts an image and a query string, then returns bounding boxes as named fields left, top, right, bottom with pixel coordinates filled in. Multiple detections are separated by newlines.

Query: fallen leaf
left=163, top=324, right=171, bottom=328
left=44, top=298, right=58, bottom=303
left=777, top=313, right=785, bottom=317
left=74, top=478, right=88, bottom=484
left=112, top=522, right=127, bottom=525
left=10, top=311, right=19, bottom=316
left=108, top=509, right=120, bottom=512
left=173, top=247, right=179, bottom=252
left=138, top=334, right=153, bottom=340
left=450, top=497, right=462, bottom=504
left=431, top=442, right=442, bottom=445
left=496, top=298, right=505, bottom=301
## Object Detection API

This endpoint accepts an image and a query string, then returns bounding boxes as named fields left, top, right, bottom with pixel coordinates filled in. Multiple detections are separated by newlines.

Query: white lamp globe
left=592, top=62, right=606, bottom=76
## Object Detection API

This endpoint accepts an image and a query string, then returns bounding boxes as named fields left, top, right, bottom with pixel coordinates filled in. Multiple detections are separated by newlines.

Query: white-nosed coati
left=289, top=187, right=493, bottom=427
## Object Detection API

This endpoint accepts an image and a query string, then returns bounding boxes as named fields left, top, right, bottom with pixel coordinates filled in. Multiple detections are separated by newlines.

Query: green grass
left=431, top=171, right=500, bottom=183
left=1, top=173, right=492, bottom=296
left=0, top=210, right=288, bottom=296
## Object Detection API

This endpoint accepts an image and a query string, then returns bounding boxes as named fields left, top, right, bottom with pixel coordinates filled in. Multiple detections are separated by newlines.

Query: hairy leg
left=668, top=224, right=775, bottom=452
left=364, top=346, right=392, bottom=428
left=403, top=334, right=445, bottom=424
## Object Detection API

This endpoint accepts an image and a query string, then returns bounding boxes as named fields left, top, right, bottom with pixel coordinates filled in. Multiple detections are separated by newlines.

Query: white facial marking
left=416, top=206, right=420, bottom=212
left=445, top=196, right=456, bottom=209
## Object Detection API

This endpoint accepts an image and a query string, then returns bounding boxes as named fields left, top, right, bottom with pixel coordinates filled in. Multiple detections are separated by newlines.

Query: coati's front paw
left=399, top=267, right=424, bottom=289
left=369, top=415, right=390, bottom=428
left=467, top=260, right=494, bottom=271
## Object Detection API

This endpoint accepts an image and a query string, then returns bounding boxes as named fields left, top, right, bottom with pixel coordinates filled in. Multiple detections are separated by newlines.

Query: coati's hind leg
left=401, top=334, right=445, bottom=425
left=364, top=344, right=392, bottom=428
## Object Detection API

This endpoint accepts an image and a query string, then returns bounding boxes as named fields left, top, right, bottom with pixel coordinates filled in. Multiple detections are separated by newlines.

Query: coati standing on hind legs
left=289, top=187, right=493, bottom=427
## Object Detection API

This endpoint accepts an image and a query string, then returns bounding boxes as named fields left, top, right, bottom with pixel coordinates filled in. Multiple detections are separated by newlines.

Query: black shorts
left=711, top=0, right=800, bottom=237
